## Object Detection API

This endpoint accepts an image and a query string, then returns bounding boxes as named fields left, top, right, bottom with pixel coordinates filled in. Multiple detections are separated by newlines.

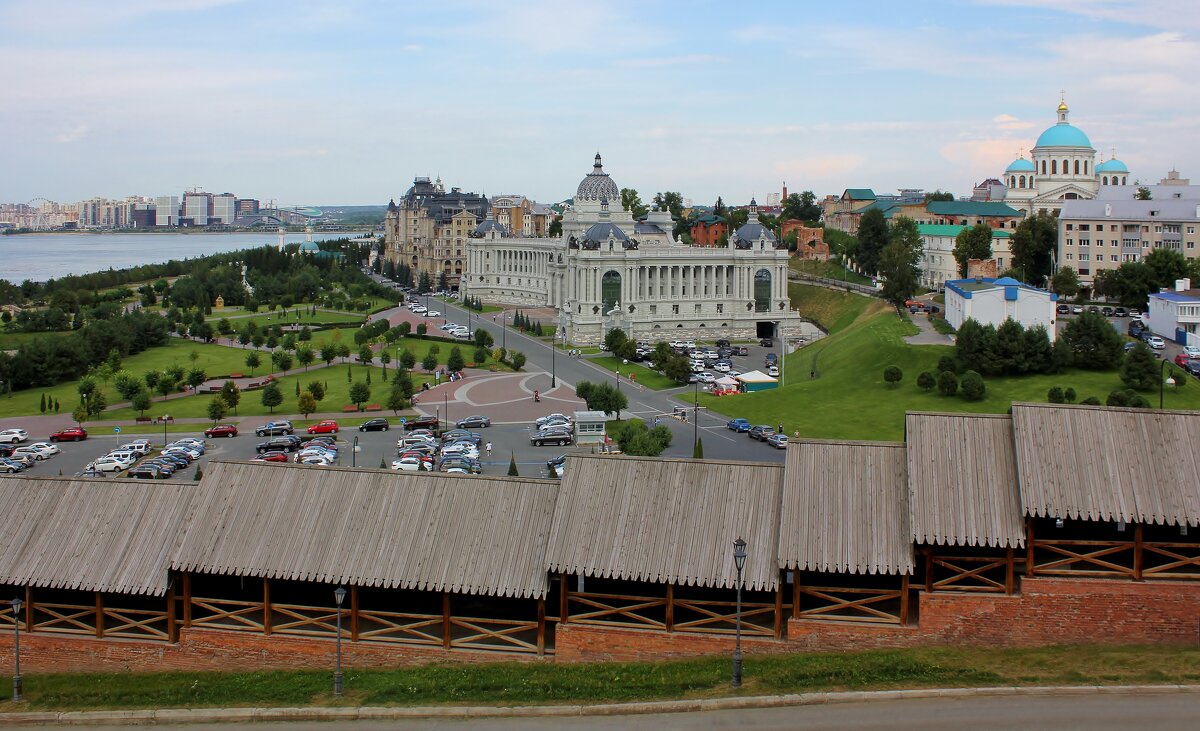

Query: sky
left=3, top=0, right=1197, bottom=208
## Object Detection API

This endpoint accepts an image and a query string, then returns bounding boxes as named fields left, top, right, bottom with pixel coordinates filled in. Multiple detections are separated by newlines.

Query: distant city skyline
left=4, top=0, right=1197, bottom=206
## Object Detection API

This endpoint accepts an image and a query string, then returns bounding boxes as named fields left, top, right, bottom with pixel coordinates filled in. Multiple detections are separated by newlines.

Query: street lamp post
left=333, top=587, right=346, bottom=697
left=351, top=436, right=359, bottom=468
left=731, top=537, right=746, bottom=689
left=551, top=325, right=557, bottom=390
left=693, top=378, right=699, bottom=456
left=1160, top=359, right=1177, bottom=409
left=11, top=595, right=23, bottom=703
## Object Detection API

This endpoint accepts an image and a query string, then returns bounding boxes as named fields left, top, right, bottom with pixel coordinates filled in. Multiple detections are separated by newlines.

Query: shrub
left=916, top=371, right=936, bottom=391
left=1119, top=342, right=1159, bottom=390
left=937, top=355, right=958, bottom=375
left=960, top=370, right=985, bottom=401
left=1080, top=396, right=1101, bottom=405
left=1047, top=386, right=1065, bottom=404
left=1064, top=387, right=1077, bottom=403
left=937, top=370, right=958, bottom=397
left=883, top=365, right=903, bottom=387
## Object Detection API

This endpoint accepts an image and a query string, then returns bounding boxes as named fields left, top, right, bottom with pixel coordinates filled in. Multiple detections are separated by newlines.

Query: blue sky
left=3, top=0, right=1196, bottom=207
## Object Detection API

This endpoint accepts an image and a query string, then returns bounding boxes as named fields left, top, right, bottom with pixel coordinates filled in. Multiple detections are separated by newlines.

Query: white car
left=1184, top=346, right=1200, bottom=359
left=696, top=372, right=716, bottom=384
left=0, top=428, right=28, bottom=444
left=13, top=445, right=53, bottom=461
left=425, top=310, right=441, bottom=318
left=27, top=441, right=60, bottom=456
left=713, top=362, right=731, bottom=373
left=297, top=455, right=334, bottom=466
left=441, top=444, right=480, bottom=460
left=411, top=305, right=427, bottom=314
left=164, top=446, right=201, bottom=460
left=391, top=457, right=423, bottom=471
left=1147, top=336, right=1166, bottom=349
left=102, top=451, right=138, bottom=467
left=767, top=365, right=780, bottom=377
left=117, top=441, right=151, bottom=456
left=91, top=457, right=131, bottom=473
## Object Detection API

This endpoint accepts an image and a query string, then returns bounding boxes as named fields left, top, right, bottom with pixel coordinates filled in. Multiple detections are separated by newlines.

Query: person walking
left=485, top=441, right=492, bottom=457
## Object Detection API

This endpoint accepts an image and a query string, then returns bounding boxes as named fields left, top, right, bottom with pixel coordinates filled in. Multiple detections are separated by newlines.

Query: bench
left=229, top=372, right=244, bottom=379
left=365, top=404, right=382, bottom=412
left=135, top=416, right=152, bottom=424
left=342, top=404, right=359, bottom=413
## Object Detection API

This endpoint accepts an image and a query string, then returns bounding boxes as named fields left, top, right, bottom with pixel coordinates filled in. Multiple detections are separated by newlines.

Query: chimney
left=782, top=181, right=788, bottom=203
left=1104, top=204, right=1112, bottom=217
left=1177, top=278, right=1191, bottom=292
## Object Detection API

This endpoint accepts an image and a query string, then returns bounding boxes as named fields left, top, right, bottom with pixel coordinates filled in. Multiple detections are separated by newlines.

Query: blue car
left=727, top=418, right=751, bottom=432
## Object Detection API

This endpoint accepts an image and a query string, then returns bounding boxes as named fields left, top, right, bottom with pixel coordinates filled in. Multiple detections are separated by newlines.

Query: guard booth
left=573, top=410, right=608, bottom=445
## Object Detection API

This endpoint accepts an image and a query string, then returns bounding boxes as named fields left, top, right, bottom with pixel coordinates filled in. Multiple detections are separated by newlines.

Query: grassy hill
left=704, top=296, right=1200, bottom=441
left=788, top=283, right=886, bottom=333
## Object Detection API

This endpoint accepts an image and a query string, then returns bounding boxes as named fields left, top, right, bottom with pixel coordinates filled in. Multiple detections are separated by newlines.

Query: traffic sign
left=400, top=417, right=407, bottom=424
left=114, top=426, right=121, bottom=434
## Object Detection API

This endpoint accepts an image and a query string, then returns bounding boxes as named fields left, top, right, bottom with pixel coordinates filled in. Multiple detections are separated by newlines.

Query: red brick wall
left=690, top=222, right=726, bottom=247
left=555, top=623, right=784, bottom=663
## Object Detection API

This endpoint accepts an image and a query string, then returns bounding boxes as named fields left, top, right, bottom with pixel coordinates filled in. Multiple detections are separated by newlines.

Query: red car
left=255, top=451, right=289, bottom=463
left=48, top=427, right=87, bottom=442
left=307, top=420, right=339, bottom=434
left=1174, top=353, right=1195, bottom=367
left=204, top=424, right=239, bottom=438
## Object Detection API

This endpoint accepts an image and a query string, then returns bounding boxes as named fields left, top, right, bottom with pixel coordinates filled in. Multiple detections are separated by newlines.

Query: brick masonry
left=1, top=577, right=1198, bottom=672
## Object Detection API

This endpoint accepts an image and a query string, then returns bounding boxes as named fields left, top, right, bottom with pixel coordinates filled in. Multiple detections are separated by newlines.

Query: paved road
left=28, top=691, right=1200, bottom=730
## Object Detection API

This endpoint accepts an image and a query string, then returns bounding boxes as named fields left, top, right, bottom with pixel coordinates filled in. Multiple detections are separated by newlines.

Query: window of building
left=1079, top=224, right=1090, bottom=231
left=649, top=305, right=657, bottom=315
left=1112, top=255, right=1119, bottom=261
left=1079, top=253, right=1090, bottom=261
left=695, top=304, right=702, bottom=313
left=672, top=304, right=679, bottom=315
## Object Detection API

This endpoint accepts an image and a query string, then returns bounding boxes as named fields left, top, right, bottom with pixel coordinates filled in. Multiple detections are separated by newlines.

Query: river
left=0, top=231, right=369, bottom=284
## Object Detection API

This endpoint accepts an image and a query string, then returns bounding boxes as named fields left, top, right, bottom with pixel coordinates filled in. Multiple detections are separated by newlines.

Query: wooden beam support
left=536, top=598, right=546, bottom=656
left=182, top=572, right=192, bottom=628
left=1134, top=523, right=1144, bottom=581
left=925, top=548, right=934, bottom=593
left=25, top=586, right=33, bottom=633
left=899, top=574, right=910, bottom=626
left=665, top=584, right=674, bottom=632
left=774, top=572, right=784, bottom=639
left=166, top=580, right=178, bottom=643
left=559, top=573, right=569, bottom=624
left=792, top=571, right=800, bottom=617
left=262, top=577, right=272, bottom=635
left=350, top=585, right=360, bottom=642
left=1026, top=518, right=1036, bottom=577
left=1005, top=547, right=1015, bottom=595
left=95, top=592, right=104, bottom=639
left=442, top=592, right=452, bottom=650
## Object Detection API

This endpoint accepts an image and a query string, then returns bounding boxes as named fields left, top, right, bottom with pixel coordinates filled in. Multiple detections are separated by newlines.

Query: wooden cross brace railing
left=1032, top=540, right=1135, bottom=576
left=795, top=587, right=902, bottom=624
left=566, top=593, right=667, bottom=628
left=929, top=556, right=1008, bottom=593
left=32, top=602, right=96, bottom=635
left=449, top=617, right=539, bottom=652
left=189, top=597, right=266, bottom=632
left=1141, top=542, right=1200, bottom=578
left=672, top=599, right=776, bottom=635
left=101, top=607, right=168, bottom=639
left=0, top=603, right=14, bottom=628
left=356, top=611, right=443, bottom=645
left=269, top=603, right=345, bottom=637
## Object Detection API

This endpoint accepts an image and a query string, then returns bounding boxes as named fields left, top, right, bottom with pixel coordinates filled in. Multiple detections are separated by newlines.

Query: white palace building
left=460, top=154, right=805, bottom=345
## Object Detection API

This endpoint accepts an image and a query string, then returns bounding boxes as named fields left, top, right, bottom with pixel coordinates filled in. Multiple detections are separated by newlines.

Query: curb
left=1, top=684, right=1197, bottom=726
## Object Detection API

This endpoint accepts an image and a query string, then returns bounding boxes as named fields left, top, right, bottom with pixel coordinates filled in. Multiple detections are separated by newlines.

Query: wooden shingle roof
left=545, top=456, right=784, bottom=591
left=0, top=477, right=194, bottom=596
left=907, top=413, right=1025, bottom=548
left=1012, top=403, right=1200, bottom=526
left=780, top=440, right=913, bottom=575
left=173, top=461, right=560, bottom=598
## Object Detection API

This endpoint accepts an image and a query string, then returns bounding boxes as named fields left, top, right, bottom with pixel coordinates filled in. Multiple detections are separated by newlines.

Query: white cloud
left=54, top=124, right=90, bottom=143
left=616, top=54, right=725, bottom=68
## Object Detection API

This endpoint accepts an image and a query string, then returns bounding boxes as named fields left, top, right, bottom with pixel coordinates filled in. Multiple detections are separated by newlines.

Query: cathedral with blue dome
left=1001, top=98, right=1130, bottom=216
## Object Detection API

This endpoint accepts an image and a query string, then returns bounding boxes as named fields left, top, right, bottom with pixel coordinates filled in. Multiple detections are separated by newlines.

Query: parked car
left=727, top=418, right=751, bottom=432
left=531, top=427, right=574, bottom=447
left=119, top=440, right=153, bottom=455
left=1147, top=335, right=1166, bottom=349
left=547, top=454, right=568, bottom=470
left=1056, top=304, right=1070, bottom=315
left=1184, top=360, right=1200, bottom=378
left=0, top=458, right=28, bottom=473
left=535, top=413, right=572, bottom=429
left=440, top=429, right=481, bottom=445
left=256, top=435, right=302, bottom=453
left=735, top=345, right=749, bottom=357
left=403, top=415, right=440, bottom=431
left=1114, top=307, right=1128, bottom=317
left=204, top=423, right=239, bottom=438
left=425, top=310, right=441, bottom=318
left=391, top=457, right=425, bottom=471
left=767, top=433, right=789, bottom=449
left=48, top=426, right=87, bottom=442
left=13, top=445, right=53, bottom=461
left=358, top=418, right=390, bottom=432
left=255, top=420, right=294, bottom=437
left=0, top=428, right=28, bottom=444
left=307, top=420, right=340, bottom=434
left=760, top=338, right=774, bottom=347
left=1129, top=321, right=1147, bottom=337
left=26, top=441, right=60, bottom=457
left=748, top=425, right=776, bottom=441
left=766, top=365, right=780, bottom=377
left=456, top=415, right=491, bottom=429
left=91, top=457, right=132, bottom=473
left=255, top=451, right=290, bottom=463
left=127, top=465, right=169, bottom=479
left=1101, top=306, right=1114, bottom=317
left=1072, top=305, right=1083, bottom=314
left=1184, top=345, right=1200, bottom=359
left=1174, top=353, right=1195, bottom=367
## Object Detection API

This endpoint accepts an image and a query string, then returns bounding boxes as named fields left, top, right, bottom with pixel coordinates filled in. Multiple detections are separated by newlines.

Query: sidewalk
left=0, top=685, right=1195, bottom=726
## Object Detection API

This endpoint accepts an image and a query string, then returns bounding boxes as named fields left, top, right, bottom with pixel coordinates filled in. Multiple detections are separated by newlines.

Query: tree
left=1009, top=212, right=1058, bottom=285
left=620, top=188, right=648, bottom=219
left=358, top=344, right=374, bottom=366
left=385, top=379, right=408, bottom=414
left=855, top=208, right=888, bottom=275
left=608, top=418, right=673, bottom=456
left=576, top=380, right=627, bottom=417
left=421, top=351, right=438, bottom=371
left=417, top=271, right=431, bottom=293
left=416, top=323, right=427, bottom=337
left=917, top=371, right=936, bottom=391
left=297, top=347, right=314, bottom=371
left=473, top=346, right=488, bottom=365
left=1120, top=341, right=1160, bottom=390
left=952, top=224, right=993, bottom=277
left=548, top=216, right=562, bottom=237
left=219, top=380, right=241, bottom=414
left=693, top=437, right=704, bottom=459
left=1135, top=186, right=1152, bottom=201
left=307, top=380, right=325, bottom=402
left=1060, top=311, right=1124, bottom=370
left=924, top=190, right=955, bottom=202
left=960, top=370, right=986, bottom=401
left=781, top=191, right=821, bottom=222
left=447, top=346, right=465, bottom=372
left=509, top=351, right=526, bottom=371
left=1050, top=266, right=1081, bottom=298
left=437, top=271, right=449, bottom=292
left=84, top=390, right=106, bottom=418
left=378, top=350, right=391, bottom=380
left=604, top=327, right=628, bottom=353
left=113, top=370, right=143, bottom=401
left=337, top=343, right=351, bottom=363
left=1107, top=389, right=1150, bottom=408
left=400, top=348, right=417, bottom=370
left=245, top=352, right=261, bottom=376
left=186, top=368, right=207, bottom=390
left=72, top=402, right=88, bottom=427
left=206, top=397, right=228, bottom=424
left=507, top=452, right=519, bottom=476
left=260, top=383, right=283, bottom=413
left=994, top=319, right=1027, bottom=374
left=937, top=370, right=958, bottom=396
left=297, top=391, right=317, bottom=419
left=883, top=365, right=903, bottom=387
left=879, top=216, right=922, bottom=307
left=349, top=381, right=371, bottom=411
left=131, top=388, right=152, bottom=416
left=1143, top=248, right=1189, bottom=293
left=320, top=344, right=337, bottom=367
left=937, top=355, right=959, bottom=375
left=1064, top=387, right=1077, bottom=403
left=474, top=328, right=494, bottom=349
left=1047, top=386, right=1065, bottom=403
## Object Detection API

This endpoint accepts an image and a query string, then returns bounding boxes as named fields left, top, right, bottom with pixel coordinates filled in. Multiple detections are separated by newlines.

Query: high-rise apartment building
left=212, top=193, right=236, bottom=224
left=182, top=192, right=213, bottom=226
left=155, top=196, right=180, bottom=226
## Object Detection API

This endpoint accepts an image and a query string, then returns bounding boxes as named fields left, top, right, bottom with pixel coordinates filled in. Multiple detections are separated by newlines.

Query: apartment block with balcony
left=1058, top=199, right=1200, bottom=287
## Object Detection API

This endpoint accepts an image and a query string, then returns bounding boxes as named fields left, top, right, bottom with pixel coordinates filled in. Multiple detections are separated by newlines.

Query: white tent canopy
left=736, top=370, right=778, bottom=384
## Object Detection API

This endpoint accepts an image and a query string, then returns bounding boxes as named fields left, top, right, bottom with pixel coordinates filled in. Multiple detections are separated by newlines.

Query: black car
left=257, top=435, right=302, bottom=453
left=358, top=418, right=391, bottom=432
left=1129, top=321, right=1147, bottom=337
left=440, top=429, right=481, bottom=446
left=1056, top=304, right=1070, bottom=315
left=735, top=346, right=749, bottom=356
left=1101, top=306, right=1114, bottom=317
left=1114, top=307, right=1128, bottom=317
left=404, top=415, right=440, bottom=431
left=760, top=338, right=774, bottom=347
left=128, top=465, right=169, bottom=479
left=1185, top=360, right=1200, bottom=377
left=530, top=427, right=573, bottom=447
left=715, top=339, right=731, bottom=348
left=455, top=415, right=491, bottom=429
left=547, top=454, right=567, bottom=469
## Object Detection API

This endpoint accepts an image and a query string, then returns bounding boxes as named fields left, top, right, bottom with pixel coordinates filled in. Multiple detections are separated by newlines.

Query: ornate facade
left=383, top=176, right=488, bottom=288
left=461, top=155, right=805, bottom=345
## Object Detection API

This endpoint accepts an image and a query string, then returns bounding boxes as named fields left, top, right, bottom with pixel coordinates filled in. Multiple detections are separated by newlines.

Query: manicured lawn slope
left=704, top=307, right=1200, bottom=441
left=2, top=645, right=1197, bottom=711
left=789, top=283, right=886, bottom=334
left=589, top=356, right=680, bottom=391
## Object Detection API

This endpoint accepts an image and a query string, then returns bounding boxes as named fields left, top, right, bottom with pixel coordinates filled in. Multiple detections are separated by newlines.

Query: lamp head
left=12, top=595, right=23, bottom=613
left=334, top=586, right=347, bottom=606
left=733, top=536, right=747, bottom=572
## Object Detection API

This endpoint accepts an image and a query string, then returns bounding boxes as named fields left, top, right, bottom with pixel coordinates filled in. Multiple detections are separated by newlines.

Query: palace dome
left=1036, top=123, right=1092, bottom=148
left=583, top=222, right=628, bottom=243
left=575, top=153, right=621, bottom=202
left=1006, top=157, right=1035, bottom=172
left=1096, top=158, right=1129, bottom=173
left=470, top=219, right=509, bottom=237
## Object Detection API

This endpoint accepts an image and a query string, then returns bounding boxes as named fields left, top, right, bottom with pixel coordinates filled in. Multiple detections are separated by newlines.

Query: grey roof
left=906, top=413, right=1025, bottom=549
left=1012, top=403, right=1200, bottom=526
left=575, top=153, right=621, bottom=202
left=733, top=221, right=777, bottom=244
left=173, top=461, right=560, bottom=598
left=471, top=219, right=509, bottom=237
left=545, top=456, right=784, bottom=591
left=634, top=222, right=665, bottom=235
left=0, top=477, right=195, bottom=596
left=1059, top=198, right=1200, bottom=221
left=583, top=222, right=629, bottom=243
left=1096, top=185, right=1200, bottom=202
left=780, top=440, right=914, bottom=575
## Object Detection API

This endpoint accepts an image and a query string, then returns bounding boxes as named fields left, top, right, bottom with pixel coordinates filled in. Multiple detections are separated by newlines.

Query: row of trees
left=850, top=211, right=924, bottom=307
left=953, top=312, right=1125, bottom=378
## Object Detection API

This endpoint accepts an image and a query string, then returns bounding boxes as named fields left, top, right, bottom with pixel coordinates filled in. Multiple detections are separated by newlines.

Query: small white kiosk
left=573, top=410, right=609, bottom=445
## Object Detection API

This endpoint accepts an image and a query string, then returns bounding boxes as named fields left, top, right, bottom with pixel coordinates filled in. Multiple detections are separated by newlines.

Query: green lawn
left=589, top=356, right=681, bottom=391
left=2, top=644, right=1197, bottom=711
left=0, top=329, right=72, bottom=350
left=790, top=258, right=875, bottom=286
left=789, top=282, right=886, bottom=333
left=702, top=307, right=1200, bottom=441
left=212, top=310, right=366, bottom=328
